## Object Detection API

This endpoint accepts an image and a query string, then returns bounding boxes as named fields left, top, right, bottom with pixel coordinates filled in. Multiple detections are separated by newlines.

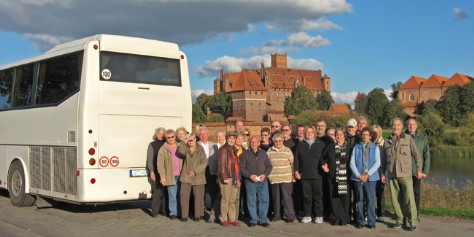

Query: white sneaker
left=314, top=217, right=323, bottom=224
left=301, top=216, right=312, bottom=223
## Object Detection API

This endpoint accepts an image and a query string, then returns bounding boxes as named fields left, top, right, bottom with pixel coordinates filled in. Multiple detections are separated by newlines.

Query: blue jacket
left=350, top=141, right=380, bottom=182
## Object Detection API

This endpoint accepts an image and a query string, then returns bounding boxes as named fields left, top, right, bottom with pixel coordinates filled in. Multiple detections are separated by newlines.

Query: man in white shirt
left=198, top=127, right=219, bottom=223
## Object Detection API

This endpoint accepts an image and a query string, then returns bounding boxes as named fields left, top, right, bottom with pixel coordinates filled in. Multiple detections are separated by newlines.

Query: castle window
left=409, top=94, right=415, bottom=101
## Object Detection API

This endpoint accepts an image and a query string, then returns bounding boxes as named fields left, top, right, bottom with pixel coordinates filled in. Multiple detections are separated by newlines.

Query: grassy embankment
left=385, top=180, right=474, bottom=220
left=380, top=130, right=474, bottom=219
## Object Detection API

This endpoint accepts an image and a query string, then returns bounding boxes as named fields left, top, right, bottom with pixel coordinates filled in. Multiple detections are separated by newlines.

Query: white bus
left=0, top=34, right=192, bottom=206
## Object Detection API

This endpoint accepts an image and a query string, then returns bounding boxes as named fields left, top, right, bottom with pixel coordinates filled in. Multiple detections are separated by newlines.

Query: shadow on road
left=0, top=189, right=151, bottom=215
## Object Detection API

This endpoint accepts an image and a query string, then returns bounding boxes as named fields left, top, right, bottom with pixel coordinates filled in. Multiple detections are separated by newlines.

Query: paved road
left=0, top=190, right=473, bottom=237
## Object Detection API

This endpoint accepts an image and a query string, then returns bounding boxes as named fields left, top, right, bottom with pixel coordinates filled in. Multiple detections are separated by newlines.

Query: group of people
left=145, top=117, right=430, bottom=231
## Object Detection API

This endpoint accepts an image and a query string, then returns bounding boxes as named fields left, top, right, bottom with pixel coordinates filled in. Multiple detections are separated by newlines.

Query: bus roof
left=0, top=34, right=181, bottom=70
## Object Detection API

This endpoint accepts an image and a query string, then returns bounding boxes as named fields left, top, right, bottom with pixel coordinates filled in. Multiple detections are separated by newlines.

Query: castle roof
left=225, top=69, right=266, bottom=92
left=421, top=74, right=449, bottom=88
left=329, top=104, right=351, bottom=113
left=444, top=73, right=472, bottom=87
left=399, top=76, right=427, bottom=90
left=262, top=68, right=325, bottom=91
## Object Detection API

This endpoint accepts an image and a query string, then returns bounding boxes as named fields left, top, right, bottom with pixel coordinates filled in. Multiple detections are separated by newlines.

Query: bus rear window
left=100, top=52, right=181, bottom=86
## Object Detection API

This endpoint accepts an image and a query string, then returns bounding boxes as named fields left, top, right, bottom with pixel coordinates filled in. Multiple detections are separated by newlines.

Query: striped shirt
left=267, top=145, right=294, bottom=184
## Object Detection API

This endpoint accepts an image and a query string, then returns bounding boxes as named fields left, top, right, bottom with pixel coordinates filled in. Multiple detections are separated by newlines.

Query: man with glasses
left=271, top=121, right=282, bottom=137
left=281, top=124, right=296, bottom=152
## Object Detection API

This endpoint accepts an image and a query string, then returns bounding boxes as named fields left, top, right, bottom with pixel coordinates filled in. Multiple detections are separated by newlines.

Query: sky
left=0, top=0, right=473, bottom=105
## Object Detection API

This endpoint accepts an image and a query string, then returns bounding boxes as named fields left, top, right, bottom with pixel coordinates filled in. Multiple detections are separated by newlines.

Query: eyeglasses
left=274, top=140, right=283, bottom=143
left=244, top=134, right=250, bottom=136
left=166, top=136, right=175, bottom=139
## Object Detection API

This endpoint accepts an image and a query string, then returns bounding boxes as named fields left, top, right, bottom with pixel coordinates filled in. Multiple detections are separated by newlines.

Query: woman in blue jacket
left=350, top=127, right=380, bottom=229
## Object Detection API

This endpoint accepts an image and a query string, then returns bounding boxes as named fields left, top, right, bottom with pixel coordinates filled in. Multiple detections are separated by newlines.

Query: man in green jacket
left=405, top=118, right=430, bottom=221
left=384, top=117, right=422, bottom=231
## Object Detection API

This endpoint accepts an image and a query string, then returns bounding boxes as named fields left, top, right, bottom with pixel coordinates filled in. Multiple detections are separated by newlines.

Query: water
left=427, top=155, right=474, bottom=189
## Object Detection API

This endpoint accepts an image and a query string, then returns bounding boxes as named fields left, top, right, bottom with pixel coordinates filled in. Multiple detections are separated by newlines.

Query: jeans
left=355, top=181, right=376, bottom=226
left=167, top=176, right=180, bottom=216
left=245, top=179, right=270, bottom=224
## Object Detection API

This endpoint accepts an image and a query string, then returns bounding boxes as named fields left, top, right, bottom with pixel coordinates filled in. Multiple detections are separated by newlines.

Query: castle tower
left=322, top=74, right=331, bottom=91
left=271, top=54, right=287, bottom=69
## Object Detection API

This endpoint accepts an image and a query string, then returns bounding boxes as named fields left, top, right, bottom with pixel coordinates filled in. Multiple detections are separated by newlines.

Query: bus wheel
left=8, top=161, right=35, bottom=207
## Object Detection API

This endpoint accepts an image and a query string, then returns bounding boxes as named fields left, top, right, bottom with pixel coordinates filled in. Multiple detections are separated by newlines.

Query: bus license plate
left=129, top=169, right=148, bottom=177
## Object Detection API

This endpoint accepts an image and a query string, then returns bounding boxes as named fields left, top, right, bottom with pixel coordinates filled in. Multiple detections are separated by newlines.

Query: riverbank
left=385, top=179, right=474, bottom=220
left=432, top=145, right=474, bottom=158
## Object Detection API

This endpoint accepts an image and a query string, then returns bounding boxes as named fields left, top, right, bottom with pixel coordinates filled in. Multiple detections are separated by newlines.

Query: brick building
left=398, top=73, right=473, bottom=116
left=214, top=54, right=330, bottom=122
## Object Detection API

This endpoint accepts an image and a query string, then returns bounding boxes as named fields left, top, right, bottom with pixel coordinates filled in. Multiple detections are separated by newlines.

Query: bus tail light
left=88, top=148, right=95, bottom=155
left=90, top=178, right=96, bottom=184
left=89, top=158, right=96, bottom=166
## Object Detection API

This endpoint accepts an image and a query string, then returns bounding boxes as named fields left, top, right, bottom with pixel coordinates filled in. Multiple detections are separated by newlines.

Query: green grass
left=384, top=179, right=474, bottom=220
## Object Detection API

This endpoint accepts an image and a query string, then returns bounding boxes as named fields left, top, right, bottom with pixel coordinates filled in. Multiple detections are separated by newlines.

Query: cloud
left=331, top=91, right=359, bottom=105
left=453, top=7, right=469, bottom=20
left=195, top=54, right=323, bottom=78
left=240, top=32, right=330, bottom=55
left=191, top=89, right=213, bottom=102
left=267, top=18, right=343, bottom=32
left=286, top=32, right=331, bottom=48
left=0, top=0, right=351, bottom=50
left=21, top=33, right=73, bottom=50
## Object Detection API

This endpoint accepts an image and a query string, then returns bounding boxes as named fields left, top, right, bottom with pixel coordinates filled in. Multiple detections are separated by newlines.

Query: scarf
left=226, top=145, right=240, bottom=185
left=361, top=142, right=371, bottom=173
left=335, top=142, right=348, bottom=195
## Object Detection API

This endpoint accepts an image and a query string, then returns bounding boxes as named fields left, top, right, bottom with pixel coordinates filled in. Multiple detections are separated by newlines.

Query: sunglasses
left=244, top=134, right=250, bottom=136
left=166, top=136, right=175, bottom=139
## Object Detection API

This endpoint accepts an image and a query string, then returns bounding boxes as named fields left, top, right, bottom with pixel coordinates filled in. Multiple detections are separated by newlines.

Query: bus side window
left=36, top=53, right=82, bottom=105
left=12, top=65, right=34, bottom=107
left=0, top=69, right=13, bottom=110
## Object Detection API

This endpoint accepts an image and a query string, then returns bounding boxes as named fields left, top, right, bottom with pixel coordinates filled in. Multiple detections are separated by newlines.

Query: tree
left=192, top=104, right=207, bottom=123
left=415, top=99, right=438, bottom=115
left=196, top=93, right=212, bottom=114
left=207, top=113, right=225, bottom=122
left=284, top=86, right=317, bottom=116
left=417, top=111, right=446, bottom=147
left=382, top=99, right=406, bottom=127
left=354, top=93, right=367, bottom=115
left=390, top=81, right=404, bottom=100
left=315, top=90, right=334, bottom=111
left=365, top=88, right=389, bottom=125
left=437, top=85, right=462, bottom=126
left=459, top=81, right=474, bottom=118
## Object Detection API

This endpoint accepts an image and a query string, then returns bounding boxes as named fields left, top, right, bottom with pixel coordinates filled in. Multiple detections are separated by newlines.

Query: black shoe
left=270, top=217, right=281, bottom=222
left=366, top=224, right=376, bottom=229
left=181, top=218, right=188, bottom=222
left=392, top=223, right=403, bottom=229
left=356, top=224, right=364, bottom=229
left=261, top=222, right=270, bottom=227
left=248, top=223, right=256, bottom=227
left=285, top=219, right=295, bottom=223
left=169, top=215, right=177, bottom=220
left=408, top=226, right=417, bottom=231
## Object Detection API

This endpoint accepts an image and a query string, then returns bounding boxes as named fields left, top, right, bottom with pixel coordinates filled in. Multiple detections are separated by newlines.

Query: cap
left=226, top=131, right=237, bottom=138
left=347, top=118, right=357, bottom=128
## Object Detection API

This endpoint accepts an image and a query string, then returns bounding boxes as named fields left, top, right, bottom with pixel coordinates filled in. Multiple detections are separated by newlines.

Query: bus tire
left=8, top=161, right=35, bottom=207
